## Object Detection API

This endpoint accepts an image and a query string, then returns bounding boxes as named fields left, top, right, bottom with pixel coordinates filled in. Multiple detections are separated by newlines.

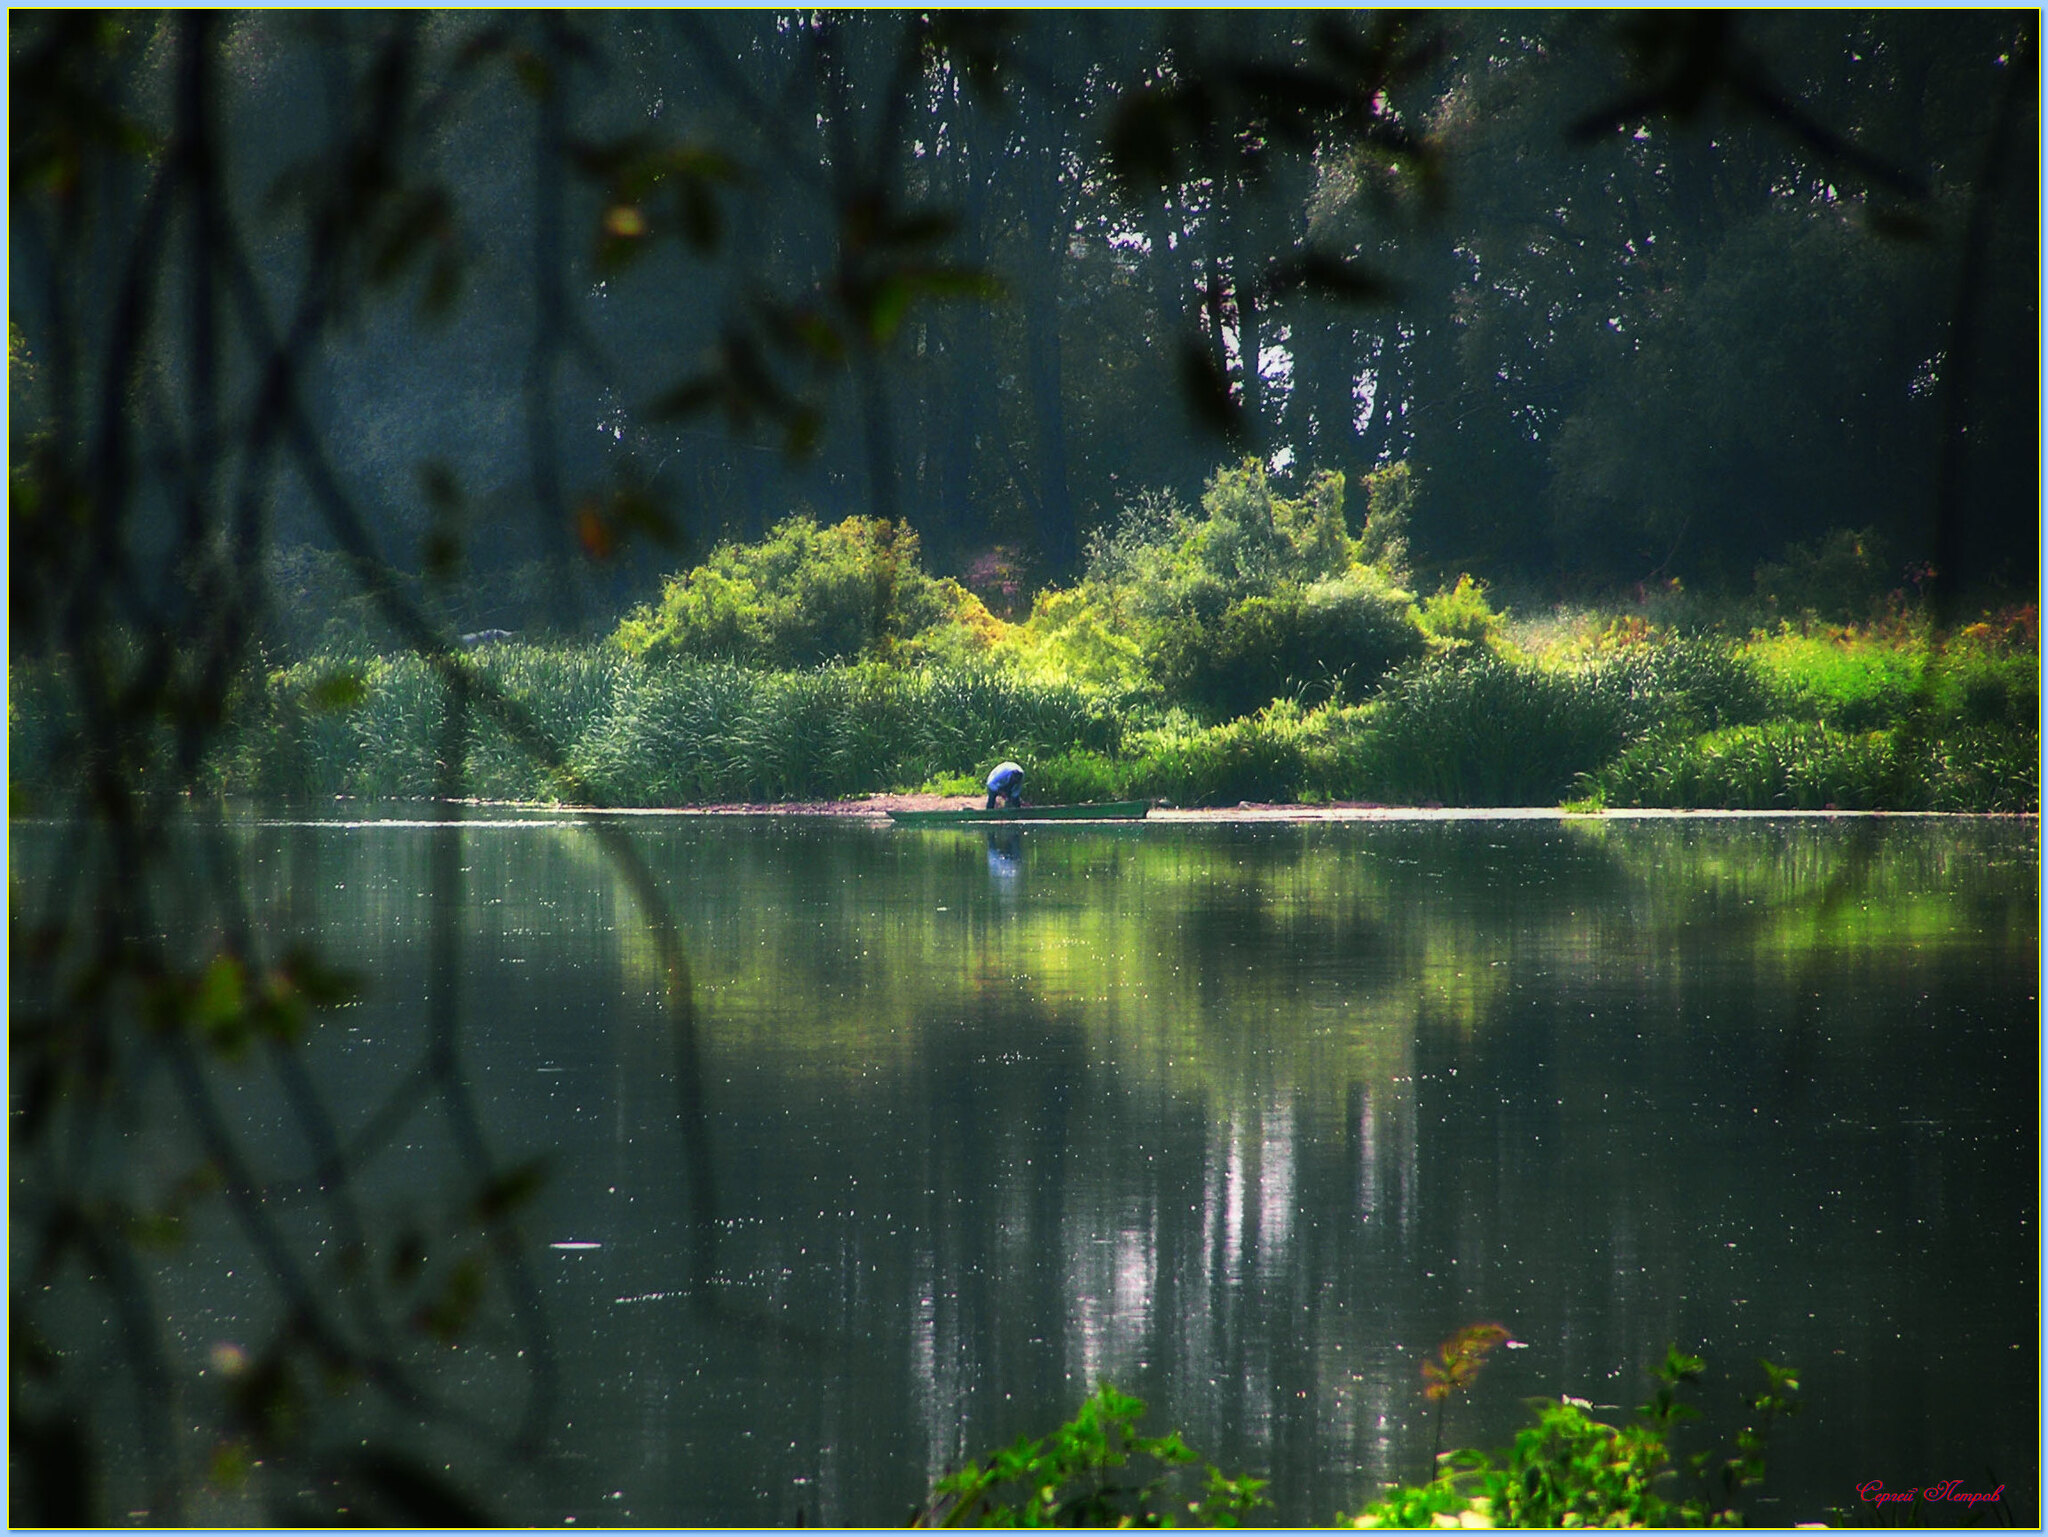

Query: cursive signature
left=1857, top=1479, right=2005, bottom=1508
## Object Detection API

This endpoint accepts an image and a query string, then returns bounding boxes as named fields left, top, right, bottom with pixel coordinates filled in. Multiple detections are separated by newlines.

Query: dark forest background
left=11, top=9, right=2038, bottom=650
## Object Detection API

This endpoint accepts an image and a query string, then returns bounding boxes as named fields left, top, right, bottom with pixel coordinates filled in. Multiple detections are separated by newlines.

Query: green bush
left=1086, top=461, right=1379, bottom=626
left=613, top=514, right=993, bottom=667
left=1120, top=702, right=1370, bottom=806
left=913, top=1383, right=1267, bottom=1528
left=1025, top=748, right=1126, bottom=805
left=1918, top=722, right=2040, bottom=813
left=1610, top=635, right=1773, bottom=731
left=575, top=661, right=1122, bottom=804
left=1416, top=573, right=1504, bottom=653
left=1753, top=525, right=1893, bottom=623
left=1747, top=630, right=1926, bottom=731
left=1348, top=1349, right=1801, bottom=1530
left=1148, top=574, right=1423, bottom=723
left=1363, top=654, right=1636, bottom=806
left=462, top=646, right=638, bottom=800
left=1597, top=721, right=1905, bottom=810
left=1354, top=461, right=1415, bottom=580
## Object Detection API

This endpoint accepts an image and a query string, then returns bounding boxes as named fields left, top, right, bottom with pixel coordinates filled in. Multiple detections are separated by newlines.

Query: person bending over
left=985, top=760, right=1025, bottom=810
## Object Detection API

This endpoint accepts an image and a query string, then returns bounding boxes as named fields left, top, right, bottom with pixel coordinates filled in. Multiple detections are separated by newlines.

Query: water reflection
left=16, top=815, right=2034, bottom=1526
left=984, top=826, right=1025, bottom=885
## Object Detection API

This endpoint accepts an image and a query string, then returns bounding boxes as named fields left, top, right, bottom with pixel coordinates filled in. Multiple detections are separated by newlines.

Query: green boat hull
left=889, top=801, right=1150, bottom=824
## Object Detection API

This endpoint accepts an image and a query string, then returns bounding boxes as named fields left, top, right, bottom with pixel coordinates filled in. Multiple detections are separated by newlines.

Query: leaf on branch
left=473, top=1157, right=549, bottom=1223
left=575, top=502, right=616, bottom=561
left=1421, top=1322, right=1511, bottom=1402
left=413, top=1254, right=487, bottom=1343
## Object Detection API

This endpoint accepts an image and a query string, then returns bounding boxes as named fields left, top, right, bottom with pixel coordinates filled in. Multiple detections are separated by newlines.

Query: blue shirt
left=987, top=762, right=1025, bottom=795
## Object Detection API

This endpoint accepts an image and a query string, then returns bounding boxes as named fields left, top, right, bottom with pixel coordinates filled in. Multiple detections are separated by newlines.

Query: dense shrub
left=1000, top=583, right=1154, bottom=693
left=1119, top=702, right=1372, bottom=806
left=1028, top=748, right=1126, bottom=805
left=914, top=1384, right=1267, bottom=1528
left=1752, top=525, right=1895, bottom=623
left=1745, top=628, right=1926, bottom=730
left=1354, top=461, right=1415, bottom=579
left=1148, top=570, right=1423, bottom=722
left=1598, top=717, right=2038, bottom=813
left=1126, top=713, right=1312, bottom=806
left=1918, top=722, right=2040, bottom=812
left=613, top=514, right=995, bottom=667
left=574, top=661, right=1121, bottom=804
left=1597, top=722, right=1903, bottom=810
left=1416, top=573, right=1504, bottom=653
left=1363, top=654, right=1637, bottom=806
left=1608, top=635, right=1773, bottom=730
left=1087, top=460, right=1367, bottom=625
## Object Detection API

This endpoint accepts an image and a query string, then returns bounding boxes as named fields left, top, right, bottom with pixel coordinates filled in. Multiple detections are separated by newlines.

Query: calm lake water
left=17, top=813, right=2037, bottom=1525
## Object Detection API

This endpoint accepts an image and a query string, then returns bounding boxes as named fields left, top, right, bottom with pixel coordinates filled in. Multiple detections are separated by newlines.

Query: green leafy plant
left=613, top=513, right=993, bottom=667
left=1148, top=574, right=1422, bottom=722
left=1363, top=654, right=1636, bottom=806
left=1753, top=526, right=1893, bottom=624
left=1345, top=1344, right=1800, bottom=1530
left=1421, top=1323, right=1510, bottom=1474
left=914, top=1383, right=1268, bottom=1528
left=1417, top=574, right=1505, bottom=654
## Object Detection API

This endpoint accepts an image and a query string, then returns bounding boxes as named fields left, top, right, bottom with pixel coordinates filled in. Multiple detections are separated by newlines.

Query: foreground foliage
left=1346, top=1348, right=1801, bottom=1529
left=913, top=1384, right=1269, bottom=1528
left=922, top=1344, right=1800, bottom=1529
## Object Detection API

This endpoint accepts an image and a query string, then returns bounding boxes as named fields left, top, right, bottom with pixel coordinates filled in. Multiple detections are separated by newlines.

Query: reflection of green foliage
left=643, top=818, right=2029, bottom=1129
left=915, top=1383, right=1268, bottom=1528
left=1349, top=1347, right=1800, bottom=1530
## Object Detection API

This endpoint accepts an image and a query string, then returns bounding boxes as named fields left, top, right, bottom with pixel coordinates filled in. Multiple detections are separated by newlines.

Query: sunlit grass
left=11, top=606, right=2036, bottom=813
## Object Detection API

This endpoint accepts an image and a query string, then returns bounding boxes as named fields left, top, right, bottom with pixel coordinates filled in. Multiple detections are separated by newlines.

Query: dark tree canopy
left=11, top=10, right=2036, bottom=646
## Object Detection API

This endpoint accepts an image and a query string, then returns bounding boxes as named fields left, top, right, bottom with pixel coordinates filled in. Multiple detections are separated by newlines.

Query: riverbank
left=494, top=793, right=2036, bottom=823
left=11, top=614, right=2037, bottom=815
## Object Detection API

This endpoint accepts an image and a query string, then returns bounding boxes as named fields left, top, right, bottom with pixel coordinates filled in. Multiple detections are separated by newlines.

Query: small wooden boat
left=889, top=800, right=1150, bottom=824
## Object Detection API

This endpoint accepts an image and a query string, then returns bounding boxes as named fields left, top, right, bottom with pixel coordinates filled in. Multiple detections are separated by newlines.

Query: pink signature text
left=1857, top=1479, right=2005, bottom=1508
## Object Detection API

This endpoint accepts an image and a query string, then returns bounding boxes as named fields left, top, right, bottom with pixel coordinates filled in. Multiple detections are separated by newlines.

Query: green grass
left=1357, top=653, right=1638, bottom=807
left=13, top=613, right=2037, bottom=814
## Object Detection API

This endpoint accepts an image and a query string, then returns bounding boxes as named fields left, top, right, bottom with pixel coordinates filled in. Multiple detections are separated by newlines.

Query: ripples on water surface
left=18, top=813, right=2036, bottom=1524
